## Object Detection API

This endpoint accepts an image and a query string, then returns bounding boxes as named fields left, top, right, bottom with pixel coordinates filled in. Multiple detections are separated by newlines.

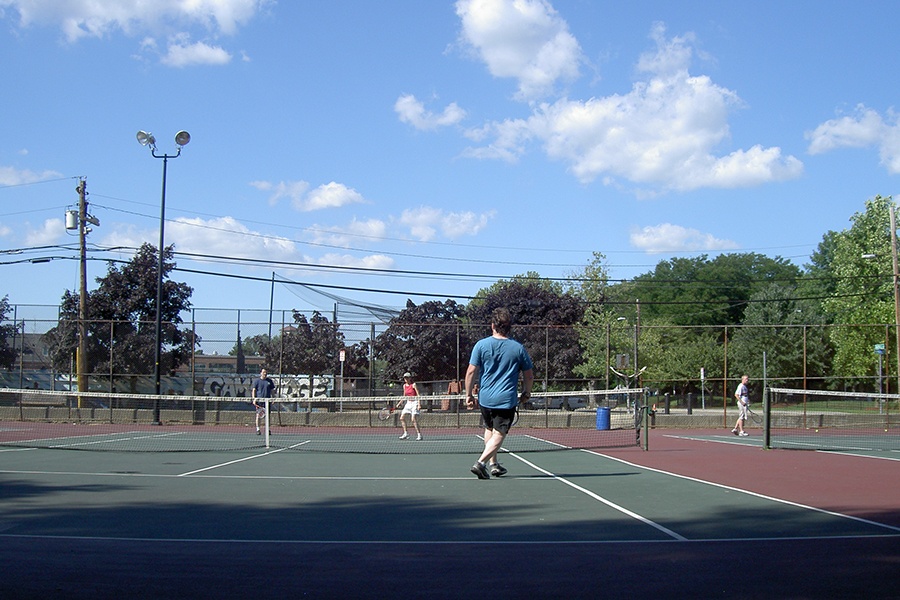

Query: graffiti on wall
left=201, top=374, right=333, bottom=399
left=2, top=371, right=335, bottom=399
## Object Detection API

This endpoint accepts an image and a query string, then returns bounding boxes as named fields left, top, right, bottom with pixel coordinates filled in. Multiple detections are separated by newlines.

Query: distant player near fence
left=252, top=368, right=276, bottom=436
left=732, top=375, right=750, bottom=437
left=398, top=372, right=423, bottom=441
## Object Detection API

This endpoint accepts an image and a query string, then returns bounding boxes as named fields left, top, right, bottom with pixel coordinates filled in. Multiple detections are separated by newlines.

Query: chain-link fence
left=3, top=307, right=899, bottom=405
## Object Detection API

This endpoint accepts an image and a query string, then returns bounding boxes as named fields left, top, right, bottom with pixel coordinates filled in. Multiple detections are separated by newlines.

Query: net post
left=641, top=388, right=650, bottom=451
left=763, top=386, right=771, bottom=449
left=264, top=398, right=270, bottom=449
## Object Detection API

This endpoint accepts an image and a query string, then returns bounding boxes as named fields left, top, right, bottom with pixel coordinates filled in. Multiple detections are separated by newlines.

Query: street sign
left=874, top=343, right=886, bottom=355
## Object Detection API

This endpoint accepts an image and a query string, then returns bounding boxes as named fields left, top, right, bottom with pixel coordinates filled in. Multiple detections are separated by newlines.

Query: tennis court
left=1, top=422, right=898, bottom=599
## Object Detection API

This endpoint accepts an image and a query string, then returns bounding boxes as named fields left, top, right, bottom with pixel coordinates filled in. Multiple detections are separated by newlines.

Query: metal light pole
left=136, top=130, right=190, bottom=423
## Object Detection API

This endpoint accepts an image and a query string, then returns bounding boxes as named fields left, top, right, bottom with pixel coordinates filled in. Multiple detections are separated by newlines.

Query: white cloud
left=102, top=215, right=297, bottom=263
left=806, top=105, right=900, bottom=174
left=630, top=223, right=739, bottom=254
left=400, top=206, right=494, bottom=241
left=462, top=22, right=803, bottom=191
left=0, top=165, right=64, bottom=186
left=455, top=0, right=583, bottom=101
left=0, top=0, right=268, bottom=41
left=24, top=218, right=64, bottom=245
left=395, top=94, right=466, bottom=130
left=314, top=252, right=395, bottom=271
left=160, top=35, right=232, bottom=67
left=249, top=180, right=311, bottom=207
left=303, top=182, right=366, bottom=212
left=1, top=0, right=266, bottom=68
left=250, top=180, right=366, bottom=212
left=167, top=216, right=295, bottom=260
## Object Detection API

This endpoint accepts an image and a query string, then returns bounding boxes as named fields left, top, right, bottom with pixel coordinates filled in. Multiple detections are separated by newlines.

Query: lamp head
left=174, top=130, right=191, bottom=147
left=136, top=130, right=156, bottom=149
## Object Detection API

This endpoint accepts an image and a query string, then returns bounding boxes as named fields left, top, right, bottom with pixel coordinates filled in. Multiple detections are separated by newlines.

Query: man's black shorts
left=479, top=406, right=516, bottom=435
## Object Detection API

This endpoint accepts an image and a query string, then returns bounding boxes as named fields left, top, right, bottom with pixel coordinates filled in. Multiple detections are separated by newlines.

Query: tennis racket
left=748, top=407, right=763, bottom=425
left=378, top=405, right=395, bottom=421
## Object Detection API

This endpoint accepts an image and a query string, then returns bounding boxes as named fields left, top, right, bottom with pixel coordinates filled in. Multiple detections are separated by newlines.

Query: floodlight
left=136, top=130, right=156, bottom=147
left=175, top=130, right=191, bottom=147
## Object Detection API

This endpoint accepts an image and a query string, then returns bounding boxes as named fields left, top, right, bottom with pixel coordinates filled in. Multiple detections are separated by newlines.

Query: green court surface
left=1, top=434, right=898, bottom=599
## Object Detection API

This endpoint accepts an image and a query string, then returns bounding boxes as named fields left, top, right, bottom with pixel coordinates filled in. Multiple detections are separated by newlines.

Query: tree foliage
left=467, top=274, right=585, bottom=384
left=615, top=253, right=803, bottom=326
left=230, top=333, right=268, bottom=358
left=640, top=323, right=723, bottom=394
left=730, top=283, right=832, bottom=385
left=0, top=296, right=18, bottom=369
left=821, top=195, right=895, bottom=380
left=42, top=244, right=196, bottom=386
left=261, top=311, right=345, bottom=375
left=374, top=299, right=470, bottom=383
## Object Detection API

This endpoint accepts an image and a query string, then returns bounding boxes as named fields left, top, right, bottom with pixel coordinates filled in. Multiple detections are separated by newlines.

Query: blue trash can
left=596, top=406, right=610, bottom=430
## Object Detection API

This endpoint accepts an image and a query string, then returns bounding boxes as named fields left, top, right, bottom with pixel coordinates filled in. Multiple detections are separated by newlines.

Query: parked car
left=523, top=396, right=588, bottom=411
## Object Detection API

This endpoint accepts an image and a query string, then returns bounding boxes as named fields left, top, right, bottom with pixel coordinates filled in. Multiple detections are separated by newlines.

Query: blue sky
left=1, top=0, right=899, bottom=323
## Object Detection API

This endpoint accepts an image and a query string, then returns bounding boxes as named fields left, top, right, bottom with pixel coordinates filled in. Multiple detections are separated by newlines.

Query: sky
left=1, top=0, right=899, bottom=327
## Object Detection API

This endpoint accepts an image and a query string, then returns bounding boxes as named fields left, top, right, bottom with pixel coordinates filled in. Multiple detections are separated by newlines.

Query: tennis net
left=766, top=387, right=900, bottom=451
left=0, top=387, right=647, bottom=453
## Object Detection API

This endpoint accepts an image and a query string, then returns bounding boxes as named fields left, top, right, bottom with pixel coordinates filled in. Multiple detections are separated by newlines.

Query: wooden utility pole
left=76, top=178, right=89, bottom=397
left=72, top=179, right=99, bottom=396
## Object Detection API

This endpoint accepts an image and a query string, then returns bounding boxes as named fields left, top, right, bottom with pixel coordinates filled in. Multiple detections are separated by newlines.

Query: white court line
left=825, top=450, right=900, bottom=461
left=0, top=446, right=37, bottom=453
left=507, top=452, right=687, bottom=541
left=178, top=440, right=312, bottom=476
left=662, top=433, right=900, bottom=461
left=49, top=431, right=187, bottom=449
left=0, top=469, right=475, bottom=480
left=585, top=449, right=900, bottom=534
left=661, top=433, right=761, bottom=447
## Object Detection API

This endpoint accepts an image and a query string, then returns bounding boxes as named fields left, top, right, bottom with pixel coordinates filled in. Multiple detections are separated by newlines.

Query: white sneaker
left=416, top=434, right=422, bottom=441
left=739, top=431, right=749, bottom=437
left=399, top=433, right=409, bottom=440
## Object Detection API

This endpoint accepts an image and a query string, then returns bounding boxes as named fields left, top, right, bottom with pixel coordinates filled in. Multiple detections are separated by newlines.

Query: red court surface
left=601, top=428, right=900, bottom=527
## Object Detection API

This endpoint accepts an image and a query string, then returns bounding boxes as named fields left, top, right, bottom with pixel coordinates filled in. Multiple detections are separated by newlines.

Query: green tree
left=0, top=296, right=18, bottom=369
left=640, top=323, right=723, bottom=394
left=43, top=244, right=196, bottom=388
left=467, top=274, right=584, bottom=386
left=230, top=333, right=268, bottom=357
left=374, top=299, right=470, bottom=383
left=730, top=283, right=832, bottom=387
left=821, top=195, right=895, bottom=383
left=615, top=253, right=803, bottom=326
left=569, top=253, right=618, bottom=383
left=263, top=311, right=344, bottom=375
left=800, top=230, right=840, bottom=320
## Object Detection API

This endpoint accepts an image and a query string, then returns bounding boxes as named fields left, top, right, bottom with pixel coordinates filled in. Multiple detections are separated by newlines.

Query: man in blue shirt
left=465, top=308, right=534, bottom=479
left=251, top=368, right=276, bottom=435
